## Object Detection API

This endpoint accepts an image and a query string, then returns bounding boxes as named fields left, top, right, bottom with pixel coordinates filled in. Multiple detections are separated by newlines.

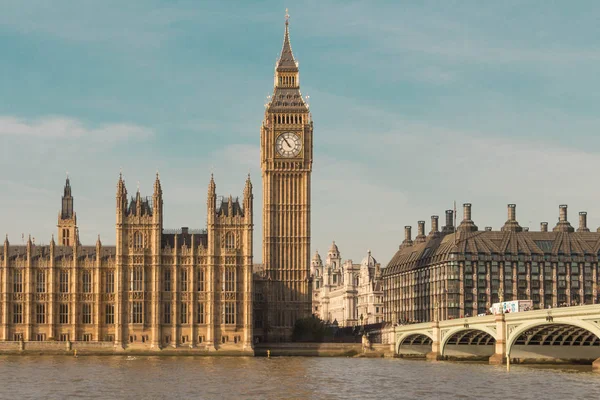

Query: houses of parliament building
left=0, top=13, right=314, bottom=350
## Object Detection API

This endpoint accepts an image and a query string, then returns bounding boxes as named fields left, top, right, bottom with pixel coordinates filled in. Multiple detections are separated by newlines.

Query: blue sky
left=1, top=1, right=600, bottom=264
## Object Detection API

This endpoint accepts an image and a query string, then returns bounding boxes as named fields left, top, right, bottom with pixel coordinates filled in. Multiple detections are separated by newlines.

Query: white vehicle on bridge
left=490, top=300, right=533, bottom=315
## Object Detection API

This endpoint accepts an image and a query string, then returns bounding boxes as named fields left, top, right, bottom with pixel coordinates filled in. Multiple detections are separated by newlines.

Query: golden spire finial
left=285, top=8, right=289, bottom=23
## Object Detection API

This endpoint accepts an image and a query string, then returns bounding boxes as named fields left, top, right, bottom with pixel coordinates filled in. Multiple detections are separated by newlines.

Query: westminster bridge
left=394, top=304, right=600, bottom=370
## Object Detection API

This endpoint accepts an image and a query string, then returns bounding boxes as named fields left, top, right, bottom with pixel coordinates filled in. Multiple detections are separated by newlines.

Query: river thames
left=0, top=356, right=598, bottom=399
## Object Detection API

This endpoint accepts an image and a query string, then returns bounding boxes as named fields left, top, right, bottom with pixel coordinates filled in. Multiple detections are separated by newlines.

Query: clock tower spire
left=260, top=10, right=313, bottom=341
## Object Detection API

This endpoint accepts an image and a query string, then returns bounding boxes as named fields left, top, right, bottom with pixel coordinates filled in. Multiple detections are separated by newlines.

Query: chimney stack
left=415, top=221, right=426, bottom=243
left=501, top=203, right=522, bottom=232
left=400, top=226, right=413, bottom=248
left=559, top=205, right=568, bottom=222
left=553, top=205, right=574, bottom=232
left=463, top=203, right=472, bottom=221
left=458, top=203, right=478, bottom=232
left=578, top=211, right=590, bottom=232
left=523, top=227, right=529, bottom=232
left=429, top=215, right=440, bottom=238
left=442, top=210, right=454, bottom=233
left=508, top=204, right=516, bottom=221
left=485, top=227, right=492, bottom=231
left=541, top=222, right=548, bottom=232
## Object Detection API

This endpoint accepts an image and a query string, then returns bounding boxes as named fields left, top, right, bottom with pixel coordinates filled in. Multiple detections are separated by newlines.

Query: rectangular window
left=181, top=303, right=188, bottom=324
left=132, top=302, right=143, bottom=324
left=132, top=267, right=143, bottom=292
left=82, top=334, right=92, bottom=342
left=59, top=304, right=69, bottom=324
left=163, top=303, right=171, bottom=324
left=181, top=269, right=188, bottom=292
left=36, top=270, right=46, bottom=293
left=13, top=303, right=23, bottom=324
left=13, top=270, right=23, bottom=293
left=224, top=302, right=235, bottom=325
left=197, top=268, right=205, bottom=292
left=164, top=269, right=171, bottom=292
left=59, top=334, right=69, bottom=342
left=60, top=270, right=69, bottom=293
left=82, top=271, right=92, bottom=293
left=36, top=303, right=46, bottom=324
left=82, top=303, right=92, bottom=324
left=36, top=334, right=46, bottom=341
left=197, top=302, right=205, bottom=324
left=105, top=304, right=115, bottom=324
left=105, top=271, right=115, bottom=293
left=224, top=267, right=235, bottom=292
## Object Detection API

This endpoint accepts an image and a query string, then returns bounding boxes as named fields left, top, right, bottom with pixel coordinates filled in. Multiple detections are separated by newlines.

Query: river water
left=0, top=356, right=598, bottom=399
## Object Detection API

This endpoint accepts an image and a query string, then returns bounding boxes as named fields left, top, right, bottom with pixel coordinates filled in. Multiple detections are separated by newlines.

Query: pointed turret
left=117, top=170, right=126, bottom=197
left=96, top=234, right=102, bottom=247
left=58, top=175, right=77, bottom=246
left=243, top=174, right=253, bottom=222
left=61, top=175, right=74, bottom=219
left=207, top=174, right=217, bottom=225
left=244, top=174, right=253, bottom=198
left=153, top=171, right=162, bottom=197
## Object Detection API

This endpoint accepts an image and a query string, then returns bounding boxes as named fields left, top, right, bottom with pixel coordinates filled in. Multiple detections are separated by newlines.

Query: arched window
left=134, top=231, right=143, bottom=249
left=225, top=232, right=235, bottom=249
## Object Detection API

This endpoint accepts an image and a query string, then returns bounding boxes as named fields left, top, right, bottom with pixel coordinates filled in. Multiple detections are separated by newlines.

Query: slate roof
left=382, top=229, right=600, bottom=277
left=5, top=244, right=116, bottom=261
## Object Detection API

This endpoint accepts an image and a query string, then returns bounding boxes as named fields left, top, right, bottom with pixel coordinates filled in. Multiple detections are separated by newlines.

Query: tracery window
left=163, top=303, right=171, bottom=324
left=181, top=269, right=188, bottom=292
left=105, top=271, right=114, bottom=293
left=13, top=270, right=23, bottom=293
left=197, top=302, right=205, bottom=324
left=59, top=304, right=69, bottom=324
left=164, top=269, right=171, bottom=292
left=105, top=304, right=114, bottom=324
left=82, top=270, right=92, bottom=293
left=133, top=231, right=143, bottom=249
left=132, top=302, right=143, bottom=324
left=180, top=303, right=188, bottom=324
left=132, top=267, right=143, bottom=292
left=13, top=303, right=23, bottom=324
left=60, top=270, right=69, bottom=293
left=36, top=303, right=46, bottom=324
left=225, top=232, right=235, bottom=249
left=36, top=270, right=46, bottom=293
left=197, top=268, right=205, bottom=292
left=224, top=267, right=235, bottom=292
left=82, top=303, right=92, bottom=324
left=223, top=302, right=235, bottom=325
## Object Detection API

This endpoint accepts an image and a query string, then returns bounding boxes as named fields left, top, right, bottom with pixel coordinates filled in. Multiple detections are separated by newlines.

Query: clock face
left=276, top=132, right=302, bottom=157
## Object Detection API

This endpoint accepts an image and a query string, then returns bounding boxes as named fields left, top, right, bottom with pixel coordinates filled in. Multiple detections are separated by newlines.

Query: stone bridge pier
left=395, top=305, right=600, bottom=369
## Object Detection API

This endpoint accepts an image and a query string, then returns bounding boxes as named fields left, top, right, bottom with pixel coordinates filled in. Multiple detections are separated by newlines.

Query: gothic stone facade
left=383, top=204, right=600, bottom=324
left=310, top=242, right=383, bottom=327
left=0, top=174, right=254, bottom=351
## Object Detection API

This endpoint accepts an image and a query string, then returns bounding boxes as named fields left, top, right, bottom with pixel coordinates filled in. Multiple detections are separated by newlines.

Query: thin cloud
left=0, top=116, right=153, bottom=142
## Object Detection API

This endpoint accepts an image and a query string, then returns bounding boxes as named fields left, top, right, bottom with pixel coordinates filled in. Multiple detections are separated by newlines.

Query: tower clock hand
left=283, top=137, right=292, bottom=148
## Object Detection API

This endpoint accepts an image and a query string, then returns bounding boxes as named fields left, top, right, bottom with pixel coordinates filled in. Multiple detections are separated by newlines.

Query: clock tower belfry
left=261, top=10, right=313, bottom=340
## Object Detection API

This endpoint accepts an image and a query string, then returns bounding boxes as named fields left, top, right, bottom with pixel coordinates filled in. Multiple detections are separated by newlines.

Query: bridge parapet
left=394, top=304, right=600, bottom=369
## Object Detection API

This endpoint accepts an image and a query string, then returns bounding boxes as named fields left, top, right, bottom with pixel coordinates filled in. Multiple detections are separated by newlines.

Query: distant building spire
left=61, top=176, right=73, bottom=218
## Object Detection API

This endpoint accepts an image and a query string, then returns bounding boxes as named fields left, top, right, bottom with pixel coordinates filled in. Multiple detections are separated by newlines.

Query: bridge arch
left=506, top=318, right=600, bottom=357
left=440, top=326, right=497, bottom=356
left=396, top=332, right=433, bottom=355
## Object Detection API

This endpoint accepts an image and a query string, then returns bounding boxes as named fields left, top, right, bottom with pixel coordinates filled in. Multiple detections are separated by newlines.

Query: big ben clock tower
left=261, top=10, right=313, bottom=340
